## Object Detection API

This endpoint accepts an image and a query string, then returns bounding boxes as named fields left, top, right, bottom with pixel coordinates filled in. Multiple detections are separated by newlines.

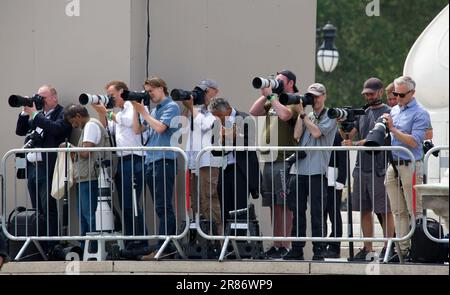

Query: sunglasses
left=392, top=90, right=413, bottom=98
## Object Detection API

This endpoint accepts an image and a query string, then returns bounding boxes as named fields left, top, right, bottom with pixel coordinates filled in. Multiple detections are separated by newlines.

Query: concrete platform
left=1, top=260, right=448, bottom=275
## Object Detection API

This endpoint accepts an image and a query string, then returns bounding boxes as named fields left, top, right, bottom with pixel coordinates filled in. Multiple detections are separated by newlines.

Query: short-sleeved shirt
left=354, top=104, right=391, bottom=174
left=260, top=101, right=298, bottom=161
left=145, top=97, right=181, bottom=164
left=294, top=108, right=337, bottom=176
left=390, top=98, right=430, bottom=161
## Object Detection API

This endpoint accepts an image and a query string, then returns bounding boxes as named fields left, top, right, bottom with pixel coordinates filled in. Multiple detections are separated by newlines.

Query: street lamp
left=317, top=22, right=339, bottom=73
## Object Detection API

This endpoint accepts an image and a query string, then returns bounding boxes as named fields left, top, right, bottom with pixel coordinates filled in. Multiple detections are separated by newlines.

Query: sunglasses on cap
left=392, top=90, right=413, bottom=98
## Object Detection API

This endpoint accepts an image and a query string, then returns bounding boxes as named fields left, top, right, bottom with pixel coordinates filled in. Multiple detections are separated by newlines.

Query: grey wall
left=0, top=0, right=316, bottom=239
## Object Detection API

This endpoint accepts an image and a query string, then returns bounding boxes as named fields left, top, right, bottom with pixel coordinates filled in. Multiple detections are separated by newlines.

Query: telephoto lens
left=79, top=93, right=114, bottom=108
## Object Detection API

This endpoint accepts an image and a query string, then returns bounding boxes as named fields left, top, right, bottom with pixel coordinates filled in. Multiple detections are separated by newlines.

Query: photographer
left=132, top=76, right=180, bottom=260
left=383, top=76, right=431, bottom=260
left=63, top=104, right=111, bottom=251
left=341, top=77, right=395, bottom=261
left=249, top=70, right=299, bottom=259
left=283, top=83, right=337, bottom=261
left=208, top=98, right=260, bottom=222
left=182, top=79, right=223, bottom=235
left=15, top=85, right=72, bottom=243
left=91, top=80, right=149, bottom=256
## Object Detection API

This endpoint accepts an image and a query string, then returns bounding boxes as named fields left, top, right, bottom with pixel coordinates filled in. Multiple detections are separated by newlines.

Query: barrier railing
left=194, top=146, right=417, bottom=262
left=1, top=146, right=189, bottom=261
left=420, top=145, right=449, bottom=244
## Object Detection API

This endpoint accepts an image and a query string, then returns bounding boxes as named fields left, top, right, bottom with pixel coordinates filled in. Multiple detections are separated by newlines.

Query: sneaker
left=388, top=250, right=410, bottom=263
left=323, top=247, right=341, bottom=258
left=138, top=247, right=177, bottom=261
left=265, top=246, right=288, bottom=259
left=282, top=248, right=304, bottom=260
left=379, top=246, right=397, bottom=262
left=351, top=247, right=376, bottom=261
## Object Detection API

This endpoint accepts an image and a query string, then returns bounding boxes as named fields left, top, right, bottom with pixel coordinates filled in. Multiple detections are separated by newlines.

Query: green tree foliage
left=316, top=0, right=448, bottom=107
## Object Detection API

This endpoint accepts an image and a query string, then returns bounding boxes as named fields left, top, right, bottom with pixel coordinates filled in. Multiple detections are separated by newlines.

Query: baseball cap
left=306, top=83, right=326, bottom=96
left=198, top=79, right=219, bottom=91
left=361, top=77, right=383, bottom=94
left=277, top=70, right=299, bottom=93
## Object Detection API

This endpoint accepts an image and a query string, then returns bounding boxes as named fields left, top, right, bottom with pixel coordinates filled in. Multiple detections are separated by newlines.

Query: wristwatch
left=299, top=113, right=307, bottom=120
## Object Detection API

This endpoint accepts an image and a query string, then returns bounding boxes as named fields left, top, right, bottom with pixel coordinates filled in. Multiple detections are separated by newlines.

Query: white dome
left=404, top=5, right=449, bottom=110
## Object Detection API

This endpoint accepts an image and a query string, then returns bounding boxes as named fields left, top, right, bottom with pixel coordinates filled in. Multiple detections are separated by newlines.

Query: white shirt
left=83, top=121, right=102, bottom=145
left=186, top=106, right=222, bottom=172
left=107, top=101, right=147, bottom=157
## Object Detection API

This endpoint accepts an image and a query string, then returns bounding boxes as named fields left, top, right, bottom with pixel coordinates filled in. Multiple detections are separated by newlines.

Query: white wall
left=0, top=0, right=317, bottom=241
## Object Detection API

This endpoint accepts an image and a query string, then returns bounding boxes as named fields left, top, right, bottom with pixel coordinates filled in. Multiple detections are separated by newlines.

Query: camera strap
left=104, top=116, right=117, bottom=149
left=138, top=114, right=150, bottom=147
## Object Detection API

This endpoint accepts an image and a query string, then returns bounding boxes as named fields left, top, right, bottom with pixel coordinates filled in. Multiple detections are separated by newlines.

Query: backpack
left=410, top=217, right=449, bottom=263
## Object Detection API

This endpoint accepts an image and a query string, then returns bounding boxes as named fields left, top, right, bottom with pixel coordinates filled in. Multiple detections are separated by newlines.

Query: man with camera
left=249, top=70, right=299, bottom=259
left=181, top=79, right=223, bottom=235
left=91, top=80, right=149, bottom=257
left=131, top=76, right=180, bottom=260
left=63, top=104, right=111, bottom=250
left=284, top=83, right=337, bottom=261
left=208, top=97, right=260, bottom=223
left=15, top=85, right=72, bottom=243
left=383, top=76, right=431, bottom=260
left=341, top=77, right=395, bottom=261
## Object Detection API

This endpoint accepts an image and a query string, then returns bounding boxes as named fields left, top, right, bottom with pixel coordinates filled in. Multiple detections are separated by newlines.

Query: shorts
left=261, top=161, right=291, bottom=207
left=351, top=170, right=391, bottom=214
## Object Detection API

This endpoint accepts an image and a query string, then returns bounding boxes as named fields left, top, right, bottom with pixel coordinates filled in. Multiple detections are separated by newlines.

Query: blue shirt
left=390, top=98, right=430, bottom=161
left=145, top=97, right=181, bottom=164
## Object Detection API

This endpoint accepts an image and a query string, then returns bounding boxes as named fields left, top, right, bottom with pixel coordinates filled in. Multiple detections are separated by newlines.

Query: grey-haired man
left=182, top=79, right=223, bottom=235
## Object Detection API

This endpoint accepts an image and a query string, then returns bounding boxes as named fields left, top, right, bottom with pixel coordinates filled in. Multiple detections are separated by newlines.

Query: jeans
left=27, top=162, right=58, bottom=239
left=145, top=159, right=176, bottom=241
left=288, top=174, right=327, bottom=252
left=77, top=180, right=98, bottom=238
left=115, top=155, right=148, bottom=249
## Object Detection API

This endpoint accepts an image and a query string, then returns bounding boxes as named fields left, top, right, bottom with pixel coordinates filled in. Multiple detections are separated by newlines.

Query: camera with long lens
left=79, top=93, right=114, bottom=109
left=364, top=116, right=389, bottom=148
left=8, top=94, right=44, bottom=110
left=120, top=90, right=150, bottom=106
left=23, top=130, right=43, bottom=149
left=423, top=140, right=439, bottom=157
left=328, top=106, right=366, bottom=133
left=327, top=107, right=366, bottom=121
left=252, top=77, right=284, bottom=94
left=279, top=93, right=315, bottom=107
left=171, top=85, right=206, bottom=105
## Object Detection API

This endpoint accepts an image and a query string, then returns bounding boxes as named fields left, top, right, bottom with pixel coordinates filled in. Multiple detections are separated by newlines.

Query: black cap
left=277, top=70, right=299, bottom=93
left=361, top=77, right=384, bottom=94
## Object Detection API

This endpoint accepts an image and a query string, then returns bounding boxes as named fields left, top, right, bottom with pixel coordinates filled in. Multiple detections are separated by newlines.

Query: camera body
left=24, top=130, right=43, bottom=149
left=8, top=94, right=44, bottom=110
left=252, top=77, right=284, bottom=94
left=279, top=93, right=314, bottom=107
left=423, top=140, right=439, bottom=157
left=171, top=85, right=206, bottom=105
left=120, top=90, right=151, bottom=106
left=79, top=93, right=114, bottom=109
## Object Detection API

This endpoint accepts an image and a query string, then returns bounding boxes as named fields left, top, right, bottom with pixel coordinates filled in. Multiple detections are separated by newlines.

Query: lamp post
left=317, top=22, right=339, bottom=73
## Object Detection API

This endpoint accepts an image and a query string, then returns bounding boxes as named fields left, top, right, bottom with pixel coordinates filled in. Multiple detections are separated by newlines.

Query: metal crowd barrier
left=420, top=145, right=449, bottom=244
left=194, top=146, right=417, bottom=262
left=1, top=146, right=189, bottom=261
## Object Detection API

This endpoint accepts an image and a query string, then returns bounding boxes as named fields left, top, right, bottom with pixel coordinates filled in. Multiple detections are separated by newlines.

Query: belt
left=393, top=159, right=420, bottom=166
left=119, top=154, right=143, bottom=161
